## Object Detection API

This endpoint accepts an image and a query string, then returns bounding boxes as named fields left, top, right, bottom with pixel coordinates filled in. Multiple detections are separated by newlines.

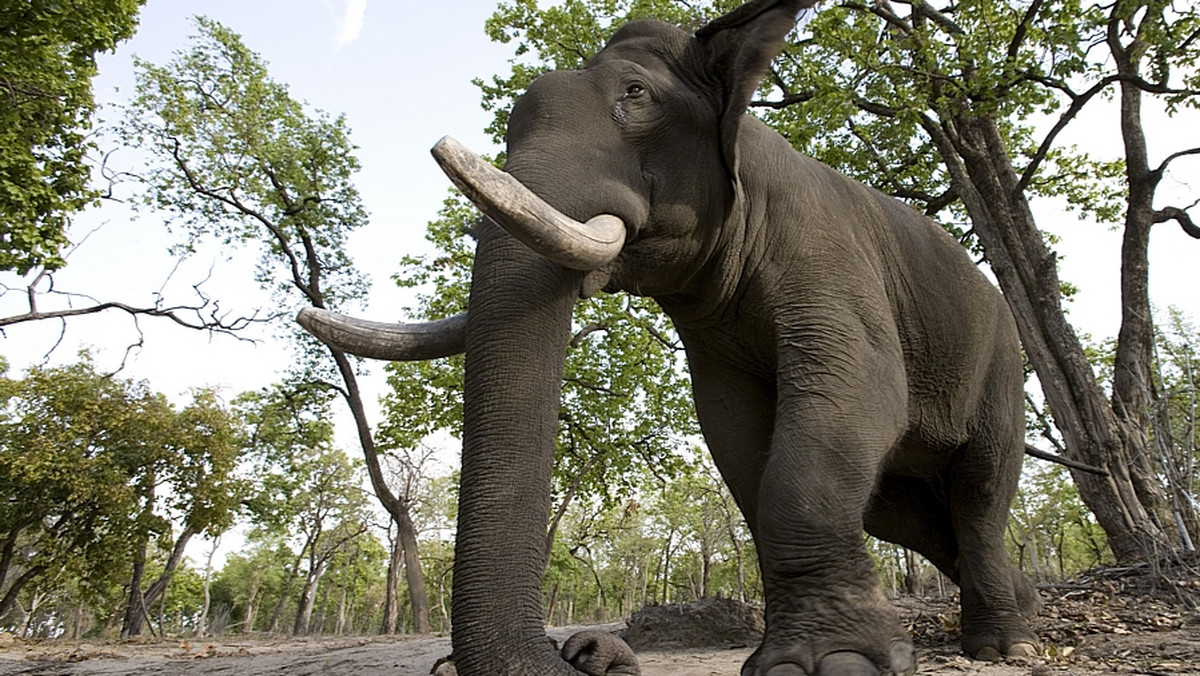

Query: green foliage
left=0, top=0, right=145, bottom=273
left=540, top=452, right=759, bottom=624
left=1009, top=464, right=1112, bottom=576
left=0, top=355, right=244, bottom=634
left=118, top=16, right=368, bottom=312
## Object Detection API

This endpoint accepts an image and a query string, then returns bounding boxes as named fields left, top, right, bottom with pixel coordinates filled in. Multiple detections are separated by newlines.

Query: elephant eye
left=624, top=83, right=646, bottom=98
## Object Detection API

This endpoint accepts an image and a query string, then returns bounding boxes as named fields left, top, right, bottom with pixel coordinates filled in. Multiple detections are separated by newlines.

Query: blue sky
left=2, top=0, right=1198, bottom=415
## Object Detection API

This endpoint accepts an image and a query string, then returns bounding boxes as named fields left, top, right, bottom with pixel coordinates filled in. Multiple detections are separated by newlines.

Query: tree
left=0, top=355, right=241, bottom=635
left=118, top=17, right=434, bottom=630
left=236, top=384, right=372, bottom=635
left=0, top=0, right=145, bottom=274
left=120, top=388, right=244, bottom=638
left=0, top=355, right=146, bottom=623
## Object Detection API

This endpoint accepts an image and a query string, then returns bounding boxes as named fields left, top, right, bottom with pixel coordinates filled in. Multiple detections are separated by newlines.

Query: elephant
left=299, top=0, right=1041, bottom=674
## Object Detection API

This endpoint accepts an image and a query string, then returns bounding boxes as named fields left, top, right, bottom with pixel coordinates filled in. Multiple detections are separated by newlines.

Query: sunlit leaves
left=0, top=0, right=145, bottom=274
left=0, top=355, right=243, bottom=613
left=119, top=17, right=369, bottom=311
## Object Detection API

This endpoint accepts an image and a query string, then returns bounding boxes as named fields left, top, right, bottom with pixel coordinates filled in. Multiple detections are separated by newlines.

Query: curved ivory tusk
left=432, top=136, right=627, bottom=271
left=297, top=307, right=466, bottom=361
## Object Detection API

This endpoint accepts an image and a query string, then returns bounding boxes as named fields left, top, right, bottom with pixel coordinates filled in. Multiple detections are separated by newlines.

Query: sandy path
left=2, top=627, right=1190, bottom=676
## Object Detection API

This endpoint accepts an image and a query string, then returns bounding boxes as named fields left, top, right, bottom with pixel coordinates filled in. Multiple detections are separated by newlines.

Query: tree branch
left=1006, top=0, right=1045, bottom=64
left=1155, top=146, right=1200, bottom=176
left=1154, top=205, right=1200, bottom=239
left=1025, top=444, right=1109, bottom=476
left=0, top=272, right=271, bottom=333
left=1015, top=75, right=1120, bottom=196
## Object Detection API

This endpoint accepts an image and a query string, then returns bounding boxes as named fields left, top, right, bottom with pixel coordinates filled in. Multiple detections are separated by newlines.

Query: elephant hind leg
left=864, top=474, right=1040, bottom=620
left=865, top=474, right=959, bottom=581
left=867, top=465, right=1040, bottom=660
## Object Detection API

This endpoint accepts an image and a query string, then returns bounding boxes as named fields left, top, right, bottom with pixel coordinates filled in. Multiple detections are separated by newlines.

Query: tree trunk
left=197, top=537, right=218, bottom=637
left=143, top=526, right=196, bottom=615
left=0, top=564, right=46, bottom=621
left=328, top=349, right=433, bottom=635
left=121, top=536, right=150, bottom=639
left=397, top=509, right=430, bottom=633
left=243, top=569, right=261, bottom=632
left=121, top=482, right=156, bottom=639
left=1108, top=18, right=1200, bottom=550
left=925, top=111, right=1176, bottom=562
left=382, top=528, right=403, bottom=634
left=292, top=561, right=323, bottom=636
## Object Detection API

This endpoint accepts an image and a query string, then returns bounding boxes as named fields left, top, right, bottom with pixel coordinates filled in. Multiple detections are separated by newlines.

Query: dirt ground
left=2, top=564, right=1198, bottom=676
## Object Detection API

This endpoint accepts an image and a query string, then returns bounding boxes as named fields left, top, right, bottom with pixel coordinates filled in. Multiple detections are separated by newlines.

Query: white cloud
left=335, top=0, right=366, bottom=47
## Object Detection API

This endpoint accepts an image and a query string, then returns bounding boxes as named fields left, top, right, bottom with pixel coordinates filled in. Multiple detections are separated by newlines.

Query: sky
left=2, top=2, right=1199, bottom=455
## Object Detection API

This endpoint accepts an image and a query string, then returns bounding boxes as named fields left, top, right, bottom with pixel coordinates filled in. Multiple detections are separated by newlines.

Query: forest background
left=1, top=0, right=1198, bottom=641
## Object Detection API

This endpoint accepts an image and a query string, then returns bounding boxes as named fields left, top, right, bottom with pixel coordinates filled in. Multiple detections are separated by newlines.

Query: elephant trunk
left=450, top=217, right=582, bottom=675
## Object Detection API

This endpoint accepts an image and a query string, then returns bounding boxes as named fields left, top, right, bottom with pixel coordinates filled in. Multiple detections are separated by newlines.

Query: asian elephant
left=299, top=0, right=1040, bottom=674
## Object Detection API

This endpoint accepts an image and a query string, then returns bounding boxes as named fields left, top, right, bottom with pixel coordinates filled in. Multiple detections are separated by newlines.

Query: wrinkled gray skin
left=432, top=1, right=1036, bottom=674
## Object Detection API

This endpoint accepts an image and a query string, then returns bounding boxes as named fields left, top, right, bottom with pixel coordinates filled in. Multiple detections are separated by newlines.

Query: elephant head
left=302, top=0, right=1041, bottom=674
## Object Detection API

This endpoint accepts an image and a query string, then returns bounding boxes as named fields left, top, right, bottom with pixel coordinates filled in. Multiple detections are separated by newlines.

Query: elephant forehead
left=595, top=18, right=691, bottom=63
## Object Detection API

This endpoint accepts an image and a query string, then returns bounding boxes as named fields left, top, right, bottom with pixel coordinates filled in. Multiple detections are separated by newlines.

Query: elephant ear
left=695, top=0, right=815, bottom=177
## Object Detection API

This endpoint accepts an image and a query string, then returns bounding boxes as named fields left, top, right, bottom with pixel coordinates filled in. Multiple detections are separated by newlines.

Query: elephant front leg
left=745, top=393, right=915, bottom=676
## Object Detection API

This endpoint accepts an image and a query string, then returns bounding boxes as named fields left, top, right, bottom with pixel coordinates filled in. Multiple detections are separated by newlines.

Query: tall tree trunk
left=327, top=349, right=433, bottom=634
left=382, top=527, right=403, bottom=634
left=121, top=536, right=150, bottom=639
left=121, top=481, right=156, bottom=639
left=925, top=112, right=1175, bottom=561
left=143, top=526, right=197, bottom=613
left=292, top=561, right=323, bottom=636
left=197, top=537, right=218, bottom=637
left=396, top=509, right=430, bottom=633
left=1108, top=14, right=1200, bottom=550
left=243, top=569, right=261, bottom=632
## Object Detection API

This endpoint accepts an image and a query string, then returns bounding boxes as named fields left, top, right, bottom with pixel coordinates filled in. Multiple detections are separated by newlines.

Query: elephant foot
left=741, top=641, right=915, bottom=676
left=961, top=617, right=1040, bottom=662
left=561, top=630, right=641, bottom=675
left=973, top=642, right=1039, bottom=662
left=740, top=591, right=916, bottom=676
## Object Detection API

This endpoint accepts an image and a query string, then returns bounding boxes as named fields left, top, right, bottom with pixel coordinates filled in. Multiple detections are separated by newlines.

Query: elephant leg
left=687, top=354, right=775, bottom=537
left=865, top=474, right=959, bottom=578
left=946, top=433, right=1041, bottom=660
left=743, top=383, right=915, bottom=676
left=865, top=474, right=1041, bottom=621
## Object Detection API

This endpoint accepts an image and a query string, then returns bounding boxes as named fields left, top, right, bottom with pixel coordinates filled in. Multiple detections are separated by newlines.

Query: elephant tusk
left=297, top=307, right=466, bottom=361
left=432, top=135, right=627, bottom=271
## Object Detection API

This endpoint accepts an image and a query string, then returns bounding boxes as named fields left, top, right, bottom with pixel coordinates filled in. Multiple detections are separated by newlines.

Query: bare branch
left=0, top=295, right=270, bottom=332
left=1016, top=75, right=1121, bottom=196
left=1156, top=146, right=1200, bottom=176
left=1, top=264, right=273, bottom=341
left=1154, top=205, right=1200, bottom=239
left=751, top=91, right=816, bottom=109
left=1025, top=444, right=1110, bottom=476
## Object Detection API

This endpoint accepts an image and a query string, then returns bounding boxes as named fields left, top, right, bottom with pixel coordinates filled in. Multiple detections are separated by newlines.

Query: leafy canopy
left=0, top=0, right=145, bottom=274
left=119, top=16, right=369, bottom=313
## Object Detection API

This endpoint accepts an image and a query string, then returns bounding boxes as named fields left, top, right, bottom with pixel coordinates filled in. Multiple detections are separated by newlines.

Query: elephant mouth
left=297, top=136, right=631, bottom=360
